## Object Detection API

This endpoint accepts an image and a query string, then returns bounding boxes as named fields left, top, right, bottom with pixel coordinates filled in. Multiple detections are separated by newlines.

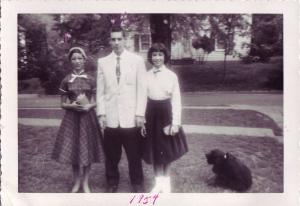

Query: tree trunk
left=149, top=14, right=171, bottom=52
left=219, top=53, right=227, bottom=89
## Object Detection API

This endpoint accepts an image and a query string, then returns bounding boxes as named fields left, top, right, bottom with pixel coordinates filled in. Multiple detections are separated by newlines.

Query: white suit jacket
left=96, top=50, right=147, bottom=128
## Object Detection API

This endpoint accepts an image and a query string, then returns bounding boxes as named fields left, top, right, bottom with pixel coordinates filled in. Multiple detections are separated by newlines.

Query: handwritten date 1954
left=129, top=193, right=159, bottom=205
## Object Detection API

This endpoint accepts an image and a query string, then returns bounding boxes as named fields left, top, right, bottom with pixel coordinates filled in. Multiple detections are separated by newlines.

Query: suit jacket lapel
left=106, top=53, right=119, bottom=88
left=118, top=50, right=130, bottom=89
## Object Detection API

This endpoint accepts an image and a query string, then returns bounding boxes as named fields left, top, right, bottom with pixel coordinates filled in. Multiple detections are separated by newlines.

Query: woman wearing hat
left=52, top=47, right=104, bottom=193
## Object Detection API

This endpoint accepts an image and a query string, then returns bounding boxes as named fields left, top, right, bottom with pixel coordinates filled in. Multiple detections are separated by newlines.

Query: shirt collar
left=72, top=70, right=85, bottom=75
left=151, top=65, right=167, bottom=74
left=111, top=49, right=128, bottom=59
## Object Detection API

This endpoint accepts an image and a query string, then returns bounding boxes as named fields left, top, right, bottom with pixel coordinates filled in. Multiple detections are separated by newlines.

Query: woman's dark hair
left=68, top=48, right=86, bottom=61
left=147, top=43, right=170, bottom=65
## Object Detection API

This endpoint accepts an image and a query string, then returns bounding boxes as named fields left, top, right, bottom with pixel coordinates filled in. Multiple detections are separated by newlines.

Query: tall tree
left=208, top=14, right=251, bottom=87
left=18, top=14, right=49, bottom=80
left=150, top=14, right=171, bottom=52
left=249, top=14, right=283, bottom=62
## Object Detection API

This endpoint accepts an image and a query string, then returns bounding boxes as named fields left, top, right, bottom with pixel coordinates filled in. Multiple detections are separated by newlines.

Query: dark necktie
left=116, top=56, right=121, bottom=83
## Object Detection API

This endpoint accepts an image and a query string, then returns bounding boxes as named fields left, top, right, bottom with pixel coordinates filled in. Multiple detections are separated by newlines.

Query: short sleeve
left=58, top=76, right=69, bottom=95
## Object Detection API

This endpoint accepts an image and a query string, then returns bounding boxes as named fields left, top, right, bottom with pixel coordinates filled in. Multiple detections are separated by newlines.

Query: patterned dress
left=52, top=72, right=104, bottom=166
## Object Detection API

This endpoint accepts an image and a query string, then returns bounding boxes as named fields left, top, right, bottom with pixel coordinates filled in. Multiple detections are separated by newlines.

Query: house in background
left=171, top=14, right=252, bottom=62
left=123, top=15, right=152, bottom=60
left=125, top=31, right=151, bottom=60
left=125, top=14, right=252, bottom=62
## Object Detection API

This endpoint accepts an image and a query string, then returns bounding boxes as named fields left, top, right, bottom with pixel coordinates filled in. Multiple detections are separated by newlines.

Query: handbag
left=165, top=125, right=189, bottom=161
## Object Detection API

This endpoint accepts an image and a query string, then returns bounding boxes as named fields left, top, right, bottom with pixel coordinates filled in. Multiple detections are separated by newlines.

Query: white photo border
left=1, top=0, right=300, bottom=205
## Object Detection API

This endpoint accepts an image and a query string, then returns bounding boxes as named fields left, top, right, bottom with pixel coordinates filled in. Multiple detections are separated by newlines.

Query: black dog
left=205, top=149, right=252, bottom=192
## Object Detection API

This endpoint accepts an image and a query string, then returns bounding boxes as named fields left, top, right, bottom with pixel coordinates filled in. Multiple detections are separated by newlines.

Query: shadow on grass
left=18, top=125, right=283, bottom=193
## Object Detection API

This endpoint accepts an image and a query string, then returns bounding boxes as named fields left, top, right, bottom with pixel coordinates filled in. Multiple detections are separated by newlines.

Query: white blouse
left=146, top=65, right=182, bottom=125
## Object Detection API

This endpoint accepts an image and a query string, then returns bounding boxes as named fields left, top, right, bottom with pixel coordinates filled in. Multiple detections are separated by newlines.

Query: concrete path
left=18, top=93, right=283, bottom=142
left=18, top=117, right=276, bottom=138
left=18, top=105, right=283, bottom=131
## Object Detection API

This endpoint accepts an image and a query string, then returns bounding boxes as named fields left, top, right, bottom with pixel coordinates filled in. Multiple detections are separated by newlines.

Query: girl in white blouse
left=141, top=43, right=188, bottom=193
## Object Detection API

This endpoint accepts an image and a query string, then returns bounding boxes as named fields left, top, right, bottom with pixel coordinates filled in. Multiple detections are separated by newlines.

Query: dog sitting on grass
left=205, top=149, right=252, bottom=192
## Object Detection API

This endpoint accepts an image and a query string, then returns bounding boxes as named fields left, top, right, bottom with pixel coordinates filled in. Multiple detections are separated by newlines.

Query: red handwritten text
left=129, top=193, right=159, bottom=205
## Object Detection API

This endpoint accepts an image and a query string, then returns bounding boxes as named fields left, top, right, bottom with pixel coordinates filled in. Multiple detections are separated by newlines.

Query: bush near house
left=18, top=78, right=45, bottom=94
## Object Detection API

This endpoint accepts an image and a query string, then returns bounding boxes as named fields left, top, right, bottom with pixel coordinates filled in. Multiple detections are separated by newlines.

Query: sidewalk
left=18, top=92, right=283, bottom=142
left=18, top=117, right=275, bottom=137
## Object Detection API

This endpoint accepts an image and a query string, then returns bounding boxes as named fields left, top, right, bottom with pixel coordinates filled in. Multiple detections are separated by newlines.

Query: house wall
left=125, top=34, right=149, bottom=59
left=171, top=14, right=252, bottom=61
left=125, top=14, right=252, bottom=62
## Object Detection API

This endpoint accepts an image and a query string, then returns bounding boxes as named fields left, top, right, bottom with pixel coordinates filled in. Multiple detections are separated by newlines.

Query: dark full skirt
left=52, top=109, right=104, bottom=166
left=142, top=99, right=188, bottom=165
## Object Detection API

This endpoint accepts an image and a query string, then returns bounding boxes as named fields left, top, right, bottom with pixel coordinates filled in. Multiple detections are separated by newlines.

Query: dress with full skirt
left=52, top=73, right=104, bottom=166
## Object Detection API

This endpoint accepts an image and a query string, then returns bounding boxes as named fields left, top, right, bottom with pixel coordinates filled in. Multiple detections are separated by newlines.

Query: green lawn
left=18, top=125, right=283, bottom=193
left=171, top=59, right=283, bottom=92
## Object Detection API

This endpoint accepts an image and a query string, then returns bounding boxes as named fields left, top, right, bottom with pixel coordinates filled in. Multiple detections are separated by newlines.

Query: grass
left=18, top=125, right=283, bottom=193
left=171, top=59, right=283, bottom=92
left=18, top=108, right=282, bottom=135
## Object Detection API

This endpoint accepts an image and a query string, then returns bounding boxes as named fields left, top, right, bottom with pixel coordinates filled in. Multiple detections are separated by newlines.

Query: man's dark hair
left=147, top=42, right=170, bottom=65
left=110, top=25, right=126, bottom=37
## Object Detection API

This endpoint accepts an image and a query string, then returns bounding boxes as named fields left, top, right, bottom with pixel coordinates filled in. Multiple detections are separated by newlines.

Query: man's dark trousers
left=103, top=127, right=143, bottom=187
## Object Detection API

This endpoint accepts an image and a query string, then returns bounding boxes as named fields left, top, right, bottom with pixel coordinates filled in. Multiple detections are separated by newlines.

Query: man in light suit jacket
left=96, top=26, right=147, bottom=193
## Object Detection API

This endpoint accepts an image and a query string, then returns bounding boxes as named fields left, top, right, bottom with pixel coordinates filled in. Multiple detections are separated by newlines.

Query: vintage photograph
left=17, top=13, right=284, bottom=193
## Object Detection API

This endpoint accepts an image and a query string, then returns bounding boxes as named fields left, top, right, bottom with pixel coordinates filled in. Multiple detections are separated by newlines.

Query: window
left=214, top=34, right=234, bottom=52
left=215, top=38, right=226, bottom=50
left=140, top=34, right=151, bottom=51
left=134, top=33, right=151, bottom=52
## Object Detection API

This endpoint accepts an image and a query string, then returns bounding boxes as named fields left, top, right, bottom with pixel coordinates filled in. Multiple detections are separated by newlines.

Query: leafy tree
left=171, top=14, right=251, bottom=84
left=248, top=14, right=283, bottom=62
left=18, top=14, right=150, bottom=94
left=18, top=14, right=49, bottom=80
left=208, top=14, right=251, bottom=87
left=171, top=14, right=213, bottom=63
left=192, top=34, right=215, bottom=63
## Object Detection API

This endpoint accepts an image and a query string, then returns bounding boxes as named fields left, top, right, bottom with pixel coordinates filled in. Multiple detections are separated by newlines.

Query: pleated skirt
left=142, top=98, right=188, bottom=165
left=52, top=109, right=104, bottom=166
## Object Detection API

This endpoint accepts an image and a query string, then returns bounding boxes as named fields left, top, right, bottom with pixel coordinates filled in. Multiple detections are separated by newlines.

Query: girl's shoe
left=83, top=183, right=91, bottom=193
left=150, top=177, right=163, bottom=193
left=162, top=177, right=171, bottom=193
left=71, top=179, right=81, bottom=193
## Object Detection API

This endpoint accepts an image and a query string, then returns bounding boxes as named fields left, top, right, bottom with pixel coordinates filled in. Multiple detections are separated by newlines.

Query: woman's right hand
left=68, top=102, right=85, bottom=112
left=98, top=115, right=107, bottom=129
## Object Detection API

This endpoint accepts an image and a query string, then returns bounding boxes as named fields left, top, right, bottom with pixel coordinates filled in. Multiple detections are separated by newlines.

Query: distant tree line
left=18, top=14, right=282, bottom=94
